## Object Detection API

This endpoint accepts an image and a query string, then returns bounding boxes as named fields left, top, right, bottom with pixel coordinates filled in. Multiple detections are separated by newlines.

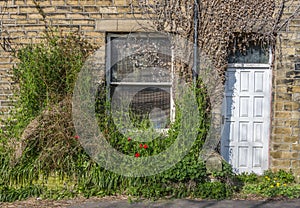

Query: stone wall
left=271, top=0, right=300, bottom=179
left=0, top=0, right=148, bottom=122
left=1, top=0, right=300, bottom=175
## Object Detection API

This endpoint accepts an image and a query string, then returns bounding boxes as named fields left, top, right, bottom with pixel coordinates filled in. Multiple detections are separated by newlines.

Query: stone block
left=17, top=19, right=37, bottom=24
left=281, top=47, right=296, bottom=55
left=274, top=102, right=284, bottom=111
left=276, top=86, right=287, bottom=93
left=292, top=144, right=300, bottom=151
left=292, top=127, right=300, bottom=136
left=95, top=0, right=113, bottom=6
left=205, top=153, right=223, bottom=173
left=291, top=111, right=300, bottom=119
left=291, top=160, right=300, bottom=167
left=1, top=100, right=13, bottom=106
left=10, top=14, right=27, bottom=19
left=66, top=13, right=89, bottom=19
left=23, top=25, right=46, bottom=31
left=92, top=38, right=105, bottom=46
left=83, top=6, right=99, bottom=12
left=99, top=6, right=117, bottom=13
left=292, top=92, right=300, bottom=102
left=89, top=13, right=102, bottom=19
left=9, top=31, right=26, bottom=38
left=71, top=19, right=94, bottom=25
left=0, top=57, right=11, bottom=63
left=70, top=6, right=83, bottom=12
left=273, top=120, right=284, bottom=126
left=117, top=6, right=133, bottom=13
left=272, top=159, right=291, bottom=167
left=56, top=5, right=72, bottom=12
left=49, top=14, right=67, bottom=19
left=274, top=127, right=292, bottom=135
left=113, top=0, right=127, bottom=6
left=96, top=19, right=118, bottom=31
left=95, top=18, right=152, bottom=32
left=117, top=19, right=151, bottom=31
left=275, top=92, right=292, bottom=101
left=0, top=63, right=15, bottom=69
left=50, top=19, right=72, bottom=25
left=285, top=120, right=299, bottom=127
left=292, top=169, right=300, bottom=182
left=283, top=103, right=293, bottom=111
left=65, top=0, right=81, bottom=5
left=14, top=0, right=26, bottom=5
left=272, top=143, right=290, bottom=151
left=84, top=31, right=103, bottom=38
left=270, top=151, right=282, bottom=159
left=283, top=136, right=298, bottom=143
left=101, top=13, right=122, bottom=19
left=42, top=7, right=57, bottom=13
left=281, top=151, right=299, bottom=159
left=80, top=25, right=95, bottom=31
left=4, top=6, right=19, bottom=13
left=28, top=13, right=44, bottom=19
left=37, top=1, right=52, bottom=6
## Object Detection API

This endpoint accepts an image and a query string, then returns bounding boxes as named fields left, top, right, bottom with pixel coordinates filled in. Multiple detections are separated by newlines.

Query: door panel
left=221, top=66, right=271, bottom=174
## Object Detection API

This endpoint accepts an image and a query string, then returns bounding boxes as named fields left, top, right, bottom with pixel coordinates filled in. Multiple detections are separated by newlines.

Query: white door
left=221, top=63, right=271, bottom=174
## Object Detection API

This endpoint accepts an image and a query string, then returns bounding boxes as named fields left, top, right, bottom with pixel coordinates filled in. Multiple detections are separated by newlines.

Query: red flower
left=135, top=152, right=140, bottom=157
left=139, top=144, right=143, bottom=148
left=127, top=137, right=132, bottom=141
left=74, top=135, right=79, bottom=140
left=143, top=144, right=148, bottom=149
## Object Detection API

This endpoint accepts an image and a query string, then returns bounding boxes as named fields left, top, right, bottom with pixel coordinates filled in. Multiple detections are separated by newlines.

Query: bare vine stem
left=277, top=4, right=300, bottom=31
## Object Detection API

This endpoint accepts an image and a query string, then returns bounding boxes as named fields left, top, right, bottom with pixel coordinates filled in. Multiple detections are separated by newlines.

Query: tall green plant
left=0, top=30, right=95, bottom=188
left=13, top=31, right=94, bottom=120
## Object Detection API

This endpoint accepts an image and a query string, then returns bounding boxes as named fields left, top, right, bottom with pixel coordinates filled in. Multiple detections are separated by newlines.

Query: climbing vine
left=135, top=0, right=300, bottom=157
left=137, top=0, right=299, bottom=78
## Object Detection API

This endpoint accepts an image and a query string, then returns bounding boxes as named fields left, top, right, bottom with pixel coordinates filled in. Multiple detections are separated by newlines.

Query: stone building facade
left=0, top=0, right=299, bottom=177
left=272, top=1, right=300, bottom=177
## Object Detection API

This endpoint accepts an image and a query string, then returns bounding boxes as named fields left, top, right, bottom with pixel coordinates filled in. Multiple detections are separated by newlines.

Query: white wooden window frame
left=105, top=33, right=175, bottom=130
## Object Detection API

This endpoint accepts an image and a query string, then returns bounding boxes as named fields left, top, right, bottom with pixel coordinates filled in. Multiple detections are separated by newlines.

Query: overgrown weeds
left=236, top=169, right=300, bottom=199
left=1, top=29, right=295, bottom=203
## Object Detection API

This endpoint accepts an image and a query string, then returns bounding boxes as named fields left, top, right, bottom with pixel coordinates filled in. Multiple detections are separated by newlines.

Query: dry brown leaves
left=137, top=0, right=295, bottom=79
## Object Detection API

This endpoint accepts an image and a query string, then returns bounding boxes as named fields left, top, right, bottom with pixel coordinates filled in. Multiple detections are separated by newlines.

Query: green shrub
left=196, top=181, right=233, bottom=199
left=210, top=160, right=235, bottom=182
left=237, top=172, right=258, bottom=184
left=0, top=30, right=95, bottom=187
left=241, top=169, right=300, bottom=198
left=13, top=31, right=94, bottom=114
left=0, top=30, right=237, bottom=202
left=2, top=30, right=95, bottom=156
